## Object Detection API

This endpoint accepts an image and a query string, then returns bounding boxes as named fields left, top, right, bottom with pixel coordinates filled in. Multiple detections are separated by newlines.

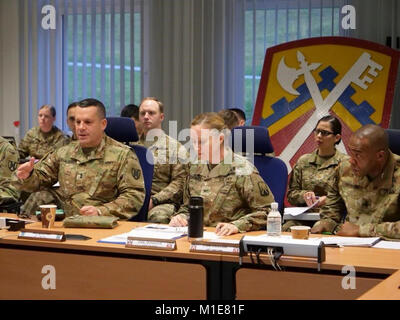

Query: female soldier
left=284, top=115, right=347, bottom=230
left=169, top=112, right=275, bottom=236
left=18, top=104, right=68, bottom=160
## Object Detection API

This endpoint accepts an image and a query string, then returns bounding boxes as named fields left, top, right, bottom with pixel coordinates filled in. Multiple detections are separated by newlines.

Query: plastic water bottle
left=267, top=202, right=281, bottom=236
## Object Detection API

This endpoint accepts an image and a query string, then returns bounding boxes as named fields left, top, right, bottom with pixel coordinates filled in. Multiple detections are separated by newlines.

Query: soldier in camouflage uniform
left=283, top=116, right=347, bottom=231
left=312, top=124, right=400, bottom=239
left=13, top=99, right=145, bottom=220
left=170, top=112, right=274, bottom=236
left=18, top=104, right=69, bottom=160
left=137, top=97, right=187, bottom=223
left=20, top=102, right=80, bottom=217
left=0, top=136, right=20, bottom=204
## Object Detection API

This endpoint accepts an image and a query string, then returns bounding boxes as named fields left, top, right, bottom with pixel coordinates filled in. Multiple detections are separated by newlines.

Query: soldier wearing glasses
left=283, top=115, right=347, bottom=231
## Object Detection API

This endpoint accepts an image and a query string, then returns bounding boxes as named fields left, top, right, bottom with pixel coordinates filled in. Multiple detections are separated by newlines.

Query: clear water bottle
left=267, top=202, right=281, bottom=236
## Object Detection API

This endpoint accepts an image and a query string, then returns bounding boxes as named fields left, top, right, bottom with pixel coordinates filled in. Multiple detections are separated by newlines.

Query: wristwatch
left=151, top=197, right=160, bottom=206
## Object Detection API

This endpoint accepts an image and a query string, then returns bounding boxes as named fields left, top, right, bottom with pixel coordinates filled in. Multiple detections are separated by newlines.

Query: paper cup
left=40, top=205, right=57, bottom=228
left=290, top=226, right=311, bottom=239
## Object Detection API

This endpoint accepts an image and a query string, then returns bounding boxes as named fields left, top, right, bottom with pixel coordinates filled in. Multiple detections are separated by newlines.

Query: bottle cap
left=190, top=196, right=203, bottom=207
left=271, top=202, right=278, bottom=210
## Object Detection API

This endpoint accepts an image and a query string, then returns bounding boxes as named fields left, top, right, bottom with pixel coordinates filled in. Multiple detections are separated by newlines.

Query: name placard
left=18, top=229, right=66, bottom=242
left=190, top=240, right=240, bottom=255
left=125, top=237, right=176, bottom=251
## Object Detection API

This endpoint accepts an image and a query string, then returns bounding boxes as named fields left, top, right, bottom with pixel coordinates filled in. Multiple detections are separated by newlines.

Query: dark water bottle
left=188, top=196, right=204, bottom=241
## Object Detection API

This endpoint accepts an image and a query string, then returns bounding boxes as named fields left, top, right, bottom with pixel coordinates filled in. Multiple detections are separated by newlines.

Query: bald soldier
left=0, top=137, right=20, bottom=204
left=138, top=97, right=187, bottom=223
left=12, top=98, right=145, bottom=219
left=18, top=104, right=69, bottom=160
left=311, top=124, right=400, bottom=239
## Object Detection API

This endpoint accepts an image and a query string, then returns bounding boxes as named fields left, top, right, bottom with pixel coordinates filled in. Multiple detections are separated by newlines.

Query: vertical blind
left=19, top=0, right=143, bottom=134
left=244, top=0, right=348, bottom=121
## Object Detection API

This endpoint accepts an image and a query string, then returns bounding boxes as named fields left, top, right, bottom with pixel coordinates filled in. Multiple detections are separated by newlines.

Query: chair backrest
left=105, top=117, right=153, bottom=221
left=386, top=129, right=400, bottom=155
left=2, top=136, right=17, bottom=149
left=104, top=117, right=139, bottom=143
left=231, top=126, right=288, bottom=213
left=130, top=144, right=154, bottom=221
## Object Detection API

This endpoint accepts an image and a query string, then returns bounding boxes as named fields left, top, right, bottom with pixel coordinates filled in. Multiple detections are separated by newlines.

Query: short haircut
left=191, top=112, right=227, bottom=131
left=40, top=104, right=56, bottom=117
left=140, top=97, right=164, bottom=114
left=228, top=108, right=246, bottom=121
left=354, top=124, right=389, bottom=152
left=67, top=101, right=79, bottom=114
left=316, top=115, right=342, bottom=145
left=121, top=104, right=139, bottom=120
left=77, top=98, right=106, bottom=119
left=218, top=109, right=240, bottom=129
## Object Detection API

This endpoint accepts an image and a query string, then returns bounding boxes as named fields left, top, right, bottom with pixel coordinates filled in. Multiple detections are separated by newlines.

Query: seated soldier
left=283, top=115, right=348, bottom=231
left=18, top=104, right=69, bottom=160
left=12, top=98, right=145, bottom=220
left=137, top=97, right=187, bottom=223
left=170, top=112, right=275, bottom=236
left=311, top=124, right=400, bottom=239
left=121, top=103, right=143, bottom=137
left=0, top=136, right=20, bottom=206
left=20, top=102, right=79, bottom=217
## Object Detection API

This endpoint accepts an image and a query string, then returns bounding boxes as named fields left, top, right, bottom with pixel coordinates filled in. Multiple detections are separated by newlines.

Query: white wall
left=0, top=0, right=20, bottom=138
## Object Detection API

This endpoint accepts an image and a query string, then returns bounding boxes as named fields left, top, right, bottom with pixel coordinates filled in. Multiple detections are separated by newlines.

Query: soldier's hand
left=304, top=191, right=318, bottom=207
left=215, top=223, right=239, bottom=236
left=169, top=214, right=188, bottom=227
left=336, top=222, right=360, bottom=237
left=16, top=157, right=35, bottom=180
left=80, top=206, right=100, bottom=216
left=311, top=221, right=331, bottom=234
left=148, top=198, right=154, bottom=210
left=317, top=196, right=327, bottom=207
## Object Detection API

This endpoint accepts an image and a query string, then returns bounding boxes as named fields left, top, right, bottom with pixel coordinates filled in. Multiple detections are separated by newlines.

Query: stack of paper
left=318, top=236, right=381, bottom=247
left=283, top=203, right=320, bottom=221
left=98, top=224, right=187, bottom=244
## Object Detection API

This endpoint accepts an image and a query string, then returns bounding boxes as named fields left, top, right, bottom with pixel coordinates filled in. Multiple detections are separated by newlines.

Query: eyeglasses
left=313, top=129, right=334, bottom=136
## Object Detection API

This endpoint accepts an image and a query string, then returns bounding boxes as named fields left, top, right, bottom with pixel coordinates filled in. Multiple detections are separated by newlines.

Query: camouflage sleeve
left=96, top=150, right=145, bottom=220
left=153, top=162, right=186, bottom=204
left=231, top=173, right=275, bottom=232
left=0, top=144, right=20, bottom=201
left=54, top=133, right=70, bottom=150
left=314, top=167, right=345, bottom=233
left=18, top=132, right=32, bottom=159
left=172, top=174, right=191, bottom=219
left=286, top=163, right=307, bottom=206
left=359, top=218, right=400, bottom=239
left=11, top=150, right=60, bottom=192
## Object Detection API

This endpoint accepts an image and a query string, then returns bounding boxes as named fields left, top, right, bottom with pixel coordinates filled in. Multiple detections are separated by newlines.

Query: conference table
left=1, top=213, right=400, bottom=300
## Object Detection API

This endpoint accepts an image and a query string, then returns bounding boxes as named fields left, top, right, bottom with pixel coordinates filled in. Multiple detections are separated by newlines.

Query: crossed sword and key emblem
left=276, top=50, right=383, bottom=172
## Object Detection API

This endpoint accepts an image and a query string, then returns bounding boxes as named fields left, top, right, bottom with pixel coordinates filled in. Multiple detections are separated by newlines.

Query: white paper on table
left=284, top=201, right=320, bottom=217
left=127, top=225, right=186, bottom=240
left=319, top=236, right=381, bottom=247
left=373, top=240, right=400, bottom=250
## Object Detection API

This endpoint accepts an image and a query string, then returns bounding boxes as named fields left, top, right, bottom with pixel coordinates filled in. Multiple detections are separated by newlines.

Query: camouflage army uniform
left=316, top=152, right=400, bottom=239
left=12, top=135, right=145, bottom=220
left=18, top=126, right=69, bottom=159
left=172, top=148, right=275, bottom=232
left=283, top=149, right=347, bottom=231
left=0, top=137, right=20, bottom=203
left=138, top=131, right=187, bottom=223
left=20, top=134, right=78, bottom=216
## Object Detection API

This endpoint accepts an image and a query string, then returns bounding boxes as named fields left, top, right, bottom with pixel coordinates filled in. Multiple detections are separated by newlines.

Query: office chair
left=2, top=136, right=17, bottom=149
left=386, top=129, right=400, bottom=155
left=105, top=117, right=153, bottom=221
left=231, top=126, right=288, bottom=213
